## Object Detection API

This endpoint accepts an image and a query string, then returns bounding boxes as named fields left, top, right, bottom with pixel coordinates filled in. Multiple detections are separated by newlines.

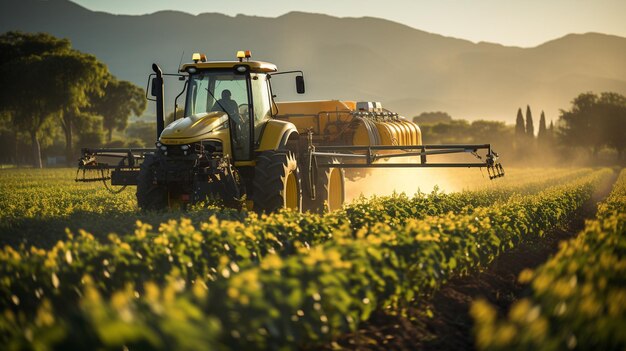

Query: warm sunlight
left=0, top=1, right=624, bottom=350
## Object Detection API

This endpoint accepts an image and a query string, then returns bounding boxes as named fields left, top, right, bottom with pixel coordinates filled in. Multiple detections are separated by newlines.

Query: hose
left=356, top=116, right=381, bottom=145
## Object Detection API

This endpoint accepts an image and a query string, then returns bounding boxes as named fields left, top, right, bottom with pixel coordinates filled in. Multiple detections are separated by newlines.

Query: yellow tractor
left=77, top=51, right=503, bottom=213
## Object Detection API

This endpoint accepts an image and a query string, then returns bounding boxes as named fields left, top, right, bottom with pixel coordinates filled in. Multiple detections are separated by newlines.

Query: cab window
left=250, top=73, right=272, bottom=142
left=186, top=71, right=251, bottom=160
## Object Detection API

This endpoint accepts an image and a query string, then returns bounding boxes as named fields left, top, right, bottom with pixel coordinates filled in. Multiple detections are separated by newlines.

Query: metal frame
left=75, top=147, right=156, bottom=192
left=303, top=131, right=504, bottom=198
left=76, top=136, right=505, bottom=198
left=77, top=148, right=155, bottom=170
left=145, top=72, right=186, bottom=102
left=311, top=144, right=495, bottom=168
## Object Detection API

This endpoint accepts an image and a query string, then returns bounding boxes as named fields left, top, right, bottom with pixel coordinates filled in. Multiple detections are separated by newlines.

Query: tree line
left=414, top=91, right=626, bottom=165
left=0, top=32, right=146, bottom=167
left=558, top=92, right=626, bottom=160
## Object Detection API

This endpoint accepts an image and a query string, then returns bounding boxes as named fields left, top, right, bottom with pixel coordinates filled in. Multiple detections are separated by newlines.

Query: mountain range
left=1, top=0, right=625, bottom=127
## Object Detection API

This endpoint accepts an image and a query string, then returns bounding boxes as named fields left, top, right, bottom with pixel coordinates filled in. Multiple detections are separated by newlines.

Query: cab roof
left=179, top=60, right=278, bottom=73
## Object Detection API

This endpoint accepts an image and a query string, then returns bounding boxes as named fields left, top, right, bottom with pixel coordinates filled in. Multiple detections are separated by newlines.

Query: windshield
left=185, top=71, right=251, bottom=159
left=185, top=71, right=249, bottom=116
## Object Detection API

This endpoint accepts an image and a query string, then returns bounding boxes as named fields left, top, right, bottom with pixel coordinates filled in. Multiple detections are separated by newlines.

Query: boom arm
left=75, top=147, right=154, bottom=192
left=311, top=144, right=501, bottom=170
left=304, top=131, right=504, bottom=199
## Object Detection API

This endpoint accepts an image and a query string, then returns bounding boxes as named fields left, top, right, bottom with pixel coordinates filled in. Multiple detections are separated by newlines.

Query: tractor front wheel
left=252, top=150, right=302, bottom=213
left=136, top=154, right=168, bottom=211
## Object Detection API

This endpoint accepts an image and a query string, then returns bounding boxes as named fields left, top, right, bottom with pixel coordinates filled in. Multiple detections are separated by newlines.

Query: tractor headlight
left=160, top=145, right=167, bottom=151
left=156, top=141, right=162, bottom=148
left=234, top=65, right=248, bottom=74
left=181, top=144, right=190, bottom=151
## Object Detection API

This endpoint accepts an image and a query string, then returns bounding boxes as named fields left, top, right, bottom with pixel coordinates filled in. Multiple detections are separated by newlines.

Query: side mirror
left=150, top=77, right=160, bottom=97
left=296, top=75, right=305, bottom=94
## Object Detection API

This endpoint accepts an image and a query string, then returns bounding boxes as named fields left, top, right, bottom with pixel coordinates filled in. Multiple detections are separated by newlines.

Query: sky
left=71, top=0, right=626, bottom=47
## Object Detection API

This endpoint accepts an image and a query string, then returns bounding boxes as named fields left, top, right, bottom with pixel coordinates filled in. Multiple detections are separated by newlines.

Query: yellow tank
left=374, top=121, right=395, bottom=145
left=397, top=120, right=411, bottom=145
left=401, top=119, right=422, bottom=145
left=400, top=120, right=414, bottom=145
left=352, top=117, right=380, bottom=146
left=391, top=120, right=408, bottom=145
left=400, top=119, right=415, bottom=145
left=275, top=100, right=422, bottom=149
left=274, top=100, right=355, bottom=135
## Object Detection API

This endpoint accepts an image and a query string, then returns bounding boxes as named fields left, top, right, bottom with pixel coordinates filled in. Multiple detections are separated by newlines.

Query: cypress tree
left=526, top=105, right=535, bottom=137
left=515, top=108, right=525, bottom=137
left=537, top=110, right=547, bottom=142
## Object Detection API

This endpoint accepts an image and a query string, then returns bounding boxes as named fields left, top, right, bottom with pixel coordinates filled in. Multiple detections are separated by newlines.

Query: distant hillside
left=1, top=0, right=625, bottom=127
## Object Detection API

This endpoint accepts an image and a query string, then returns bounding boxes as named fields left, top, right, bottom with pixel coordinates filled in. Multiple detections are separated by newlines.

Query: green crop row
left=0, top=168, right=541, bottom=223
left=0, top=169, right=611, bottom=350
left=471, top=168, right=626, bottom=351
left=0, top=168, right=585, bottom=249
left=344, top=168, right=592, bottom=229
left=0, top=169, right=595, bottom=317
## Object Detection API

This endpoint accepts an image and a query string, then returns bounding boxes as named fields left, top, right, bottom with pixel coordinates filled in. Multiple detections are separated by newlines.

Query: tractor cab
left=163, top=51, right=303, bottom=162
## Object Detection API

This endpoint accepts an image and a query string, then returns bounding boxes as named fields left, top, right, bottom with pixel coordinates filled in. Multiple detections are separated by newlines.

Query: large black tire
left=302, top=158, right=345, bottom=213
left=136, top=154, right=168, bottom=211
left=252, top=150, right=302, bottom=213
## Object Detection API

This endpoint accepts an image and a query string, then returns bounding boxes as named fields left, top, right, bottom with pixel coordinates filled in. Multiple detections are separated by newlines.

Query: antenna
left=177, top=50, right=185, bottom=70
left=174, top=50, right=185, bottom=119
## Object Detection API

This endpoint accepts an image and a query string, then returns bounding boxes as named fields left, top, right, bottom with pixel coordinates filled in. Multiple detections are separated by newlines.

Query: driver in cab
left=211, top=89, right=247, bottom=144
left=211, top=89, right=239, bottom=120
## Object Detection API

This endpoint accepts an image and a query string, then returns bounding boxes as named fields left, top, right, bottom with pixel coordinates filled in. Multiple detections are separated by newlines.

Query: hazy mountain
left=2, top=0, right=625, bottom=126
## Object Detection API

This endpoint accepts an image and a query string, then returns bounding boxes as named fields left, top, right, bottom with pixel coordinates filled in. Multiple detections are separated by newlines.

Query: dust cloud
left=343, top=156, right=494, bottom=202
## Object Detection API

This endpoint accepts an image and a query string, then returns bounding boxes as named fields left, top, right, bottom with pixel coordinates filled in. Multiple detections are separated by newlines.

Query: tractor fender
left=257, top=119, right=299, bottom=151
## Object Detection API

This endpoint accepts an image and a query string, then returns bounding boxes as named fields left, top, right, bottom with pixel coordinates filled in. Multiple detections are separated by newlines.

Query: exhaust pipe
left=152, top=63, right=165, bottom=140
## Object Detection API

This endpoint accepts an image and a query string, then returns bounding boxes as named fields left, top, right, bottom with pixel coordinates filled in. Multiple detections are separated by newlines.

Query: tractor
left=76, top=51, right=504, bottom=213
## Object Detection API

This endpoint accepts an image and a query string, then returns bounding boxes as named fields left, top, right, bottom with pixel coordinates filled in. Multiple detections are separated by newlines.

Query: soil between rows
left=316, top=171, right=617, bottom=351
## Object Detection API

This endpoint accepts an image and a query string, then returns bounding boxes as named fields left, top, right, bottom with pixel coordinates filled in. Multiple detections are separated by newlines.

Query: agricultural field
left=472, top=168, right=626, bottom=351
left=0, top=167, right=622, bottom=350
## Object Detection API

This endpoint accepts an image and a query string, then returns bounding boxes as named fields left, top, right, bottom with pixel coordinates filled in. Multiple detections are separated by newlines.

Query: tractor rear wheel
left=252, top=150, right=302, bottom=213
left=303, top=158, right=345, bottom=213
left=136, top=154, right=168, bottom=211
